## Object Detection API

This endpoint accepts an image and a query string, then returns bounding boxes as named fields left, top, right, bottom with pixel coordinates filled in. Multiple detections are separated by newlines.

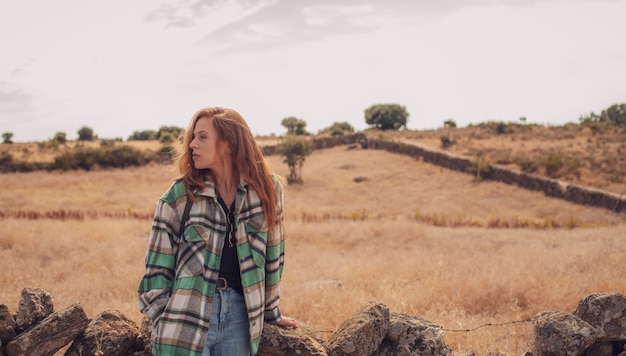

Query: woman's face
left=189, top=116, right=229, bottom=170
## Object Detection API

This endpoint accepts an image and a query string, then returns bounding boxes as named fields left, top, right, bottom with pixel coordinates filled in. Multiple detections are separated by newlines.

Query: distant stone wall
left=262, top=134, right=626, bottom=213
left=1, top=288, right=625, bottom=355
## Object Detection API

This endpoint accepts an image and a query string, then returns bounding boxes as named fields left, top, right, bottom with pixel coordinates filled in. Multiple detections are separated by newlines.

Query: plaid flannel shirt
left=138, top=177, right=285, bottom=355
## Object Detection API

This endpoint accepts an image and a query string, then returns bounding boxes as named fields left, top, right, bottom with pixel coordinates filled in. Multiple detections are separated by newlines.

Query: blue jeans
left=203, top=288, right=251, bottom=356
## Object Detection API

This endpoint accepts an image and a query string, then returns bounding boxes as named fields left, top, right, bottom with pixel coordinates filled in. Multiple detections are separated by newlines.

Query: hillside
left=3, top=122, right=624, bottom=197
left=1, top=144, right=625, bottom=355
left=377, top=123, right=626, bottom=195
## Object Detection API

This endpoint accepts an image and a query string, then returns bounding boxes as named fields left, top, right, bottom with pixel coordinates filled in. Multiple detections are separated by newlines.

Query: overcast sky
left=1, top=0, right=625, bottom=142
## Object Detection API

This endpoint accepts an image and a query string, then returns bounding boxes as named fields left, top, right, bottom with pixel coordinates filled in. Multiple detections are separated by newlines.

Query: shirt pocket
left=244, top=221, right=267, bottom=268
left=177, top=225, right=208, bottom=278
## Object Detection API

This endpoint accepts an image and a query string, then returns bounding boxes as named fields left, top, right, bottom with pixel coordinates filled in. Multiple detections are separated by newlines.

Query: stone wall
left=1, top=288, right=624, bottom=355
left=262, top=134, right=626, bottom=213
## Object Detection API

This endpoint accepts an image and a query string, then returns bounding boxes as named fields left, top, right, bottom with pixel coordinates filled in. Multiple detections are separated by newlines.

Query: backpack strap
left=179, top=190, right=193, bottom=237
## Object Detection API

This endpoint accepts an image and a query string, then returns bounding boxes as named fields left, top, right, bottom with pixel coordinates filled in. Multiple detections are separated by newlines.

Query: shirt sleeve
left=137, top=199, right=179, bottom=322
left=264, top=181, right=286, bottom=322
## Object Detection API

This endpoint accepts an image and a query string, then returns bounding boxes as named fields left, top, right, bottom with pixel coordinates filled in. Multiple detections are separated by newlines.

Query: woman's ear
left=220, top=140, right=232, bottom=154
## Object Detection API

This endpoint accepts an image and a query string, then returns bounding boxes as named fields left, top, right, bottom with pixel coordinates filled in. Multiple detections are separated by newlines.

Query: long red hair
left=174, top=107, right=283, bottom=234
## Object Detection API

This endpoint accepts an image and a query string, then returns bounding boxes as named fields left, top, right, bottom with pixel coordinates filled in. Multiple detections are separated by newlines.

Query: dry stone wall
left=1, top=288, right=625, bottom=355
left=263, top=134, right=626, bottom=213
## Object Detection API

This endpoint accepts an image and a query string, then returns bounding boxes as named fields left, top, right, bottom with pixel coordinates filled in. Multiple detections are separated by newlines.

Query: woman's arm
left=137, top=200, right=179, bottom=321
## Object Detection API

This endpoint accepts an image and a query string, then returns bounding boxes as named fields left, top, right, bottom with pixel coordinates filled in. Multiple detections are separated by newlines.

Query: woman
left=138, top=107, right=298, bottom=356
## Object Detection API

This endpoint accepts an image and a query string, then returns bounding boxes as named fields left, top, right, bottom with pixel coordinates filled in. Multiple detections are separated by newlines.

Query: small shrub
left=516, top=158, right=539, bottom=173
left=564, top=158, right=582, bottom=180
left=159, top=132, right=176, bottom=144
left=100, top=139, right=116, bottom=148
left=53, top=132, right=67, bottom=144
left=468, top=156, right=491, bottom=181
left=440, top=134, right=455, bottom=148
left=540, top=154, right=563, bottom=177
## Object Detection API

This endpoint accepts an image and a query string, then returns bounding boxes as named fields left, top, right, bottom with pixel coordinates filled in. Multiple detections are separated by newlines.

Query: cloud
left=147, top=0, right=616, bottom=55
left=0, top=86, right=33, bottom=114
left=145, top=0, right=277, bottom=28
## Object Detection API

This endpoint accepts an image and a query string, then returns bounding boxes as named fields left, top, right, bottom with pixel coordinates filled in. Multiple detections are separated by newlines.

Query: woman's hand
left=276, top=316, right=299, bottom=328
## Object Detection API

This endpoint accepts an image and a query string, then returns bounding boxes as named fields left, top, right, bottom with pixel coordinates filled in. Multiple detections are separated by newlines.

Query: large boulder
left=259, top=321, right=327, bottom=355
left=0, top=305, right=16, bottom=344
left=573, top=292, right=626, bottom=342
left=373, top=312, right=452, bottom=356
left=5, top=303, right=89, bottom=356
left=326, top=302, right=390, bottom=356
left=14, top=288, right=54, bottom=332
left=65, top=310, right=139, bottom=356
left=532, top=311, right=600, bottom=356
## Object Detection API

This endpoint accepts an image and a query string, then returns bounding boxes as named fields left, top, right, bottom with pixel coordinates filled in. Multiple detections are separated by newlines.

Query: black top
left=216, top=194, right=243, bottom=295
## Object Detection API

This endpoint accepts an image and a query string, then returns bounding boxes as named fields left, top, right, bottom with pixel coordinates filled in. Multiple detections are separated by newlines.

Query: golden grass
left=1, top=147, right=625, bottom=355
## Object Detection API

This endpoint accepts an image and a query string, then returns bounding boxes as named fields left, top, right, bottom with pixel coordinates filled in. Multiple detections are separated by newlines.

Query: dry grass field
left=1, top=142, right=625, bottom=354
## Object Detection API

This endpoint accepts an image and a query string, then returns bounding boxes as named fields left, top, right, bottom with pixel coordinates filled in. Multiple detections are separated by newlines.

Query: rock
left=0, top=305, right=16, bottom=344
left=532, top=311, right=599, bottom=356
left=259, top=321, right=327, bottom=355
left=326, top=302, right=390, bottom=356
left=14, top=288, right=54, bottom=332
left=133, top=315, right=152, bottom=354
left=5, top=303, right=89, bottom=356
left=584, top=341, right=613, bottom=356
left=573, top=292, right=626, bottom=341
left=372, top=313, right=452, bottom=356
left=65, top=310, right=139, bottom=356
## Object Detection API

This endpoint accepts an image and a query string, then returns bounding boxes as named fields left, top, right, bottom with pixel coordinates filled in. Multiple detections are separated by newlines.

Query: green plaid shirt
left=138, top=177, right=285, bottom=355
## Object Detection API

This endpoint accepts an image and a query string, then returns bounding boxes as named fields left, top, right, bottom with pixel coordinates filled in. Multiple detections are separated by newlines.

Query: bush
left=128, top=130, right=158, bottom=141
left=319, top=122, right=355, bottom=136
left=157, top=126, right=184, bottom=141
left=159, top=132, right=177, bottom=144
left=468, top=156, right=491, bottom=181
left=53, top=132, right=67, bottom=144
left=440, top=134, right=455, bottom=148
left=540, top=154, right=564, bottom=177
left=51, top=145, right=151, bottom=171
left=517, top=159, right=539, bottom=173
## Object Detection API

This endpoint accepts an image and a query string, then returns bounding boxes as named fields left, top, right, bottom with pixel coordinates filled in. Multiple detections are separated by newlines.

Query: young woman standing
left=138, top=107, right=297, bottom=355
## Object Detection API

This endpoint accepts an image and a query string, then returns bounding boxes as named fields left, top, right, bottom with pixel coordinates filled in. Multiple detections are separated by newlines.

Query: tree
left=364, top=103, right=409, bottom=130
left=128, top=130, right=158, bottom=141
left=276, top=136, right=313, bottom=184
left=281, top=117, right=308, bottom=135
left=53, top=132, right=67, bottom=144
left=319, top=121, right=355, bottom=136
left=2, top=132, right=13, bottom=144
left=579, top=103, right=626, bottom=126
left=443, top=119, right=457, bottom=128
left=77, top=126, right=95, bottom=141
left=599, top=103, right=626, bottom=126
